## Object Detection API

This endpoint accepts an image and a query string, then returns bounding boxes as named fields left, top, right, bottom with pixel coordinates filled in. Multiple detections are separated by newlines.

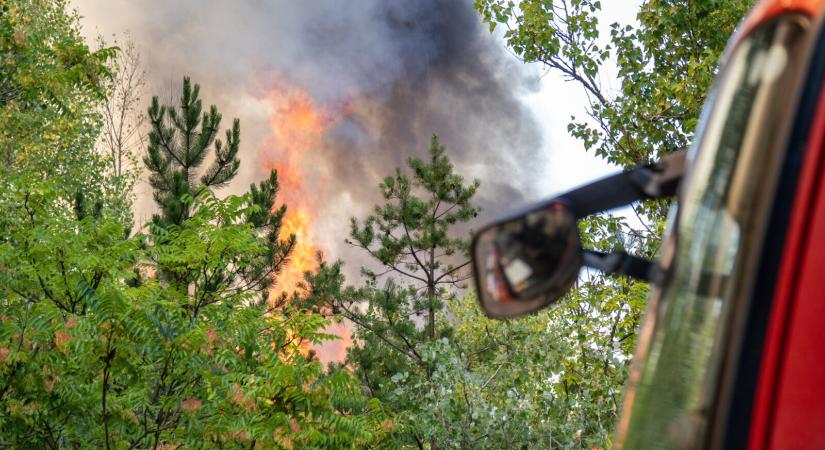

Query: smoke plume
left=73, top=0, right=546, bottom=361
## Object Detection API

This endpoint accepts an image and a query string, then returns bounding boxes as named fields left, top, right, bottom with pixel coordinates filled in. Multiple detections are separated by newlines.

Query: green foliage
left=144, top=76, right=241, bottom=227
left=241, top=170, right=297, bottom=304
left=317, top=135, right=487, bottom=448
left=0, top=0, right=127, bottom=222
left=347, top=134, right=480, bottom=337
left=144, top=78, right=294, bottom=305
left=0, top=3, right=385, bottom=445
left=327, top=138, right=647, bottom=448
left=474, top=0, right=751, bottom=167
left=433, top=289, right=639, bottom=449
left=475, top=0, right=753, bottom=225
left=0, top=174, right=385, bottom=448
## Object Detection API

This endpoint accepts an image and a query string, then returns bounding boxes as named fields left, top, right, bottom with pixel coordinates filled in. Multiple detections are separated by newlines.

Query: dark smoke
left=279, top=1, right=546, bottom=260
left=73, top=0, right=545, bottom=269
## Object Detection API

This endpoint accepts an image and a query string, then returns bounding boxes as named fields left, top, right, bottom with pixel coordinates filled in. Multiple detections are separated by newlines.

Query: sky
left=526, top=1, right=643, bottom=194
left=70, top=0, right=643, bottom=361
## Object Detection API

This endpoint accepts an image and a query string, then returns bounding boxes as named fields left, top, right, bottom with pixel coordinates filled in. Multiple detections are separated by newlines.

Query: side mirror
left=472, top=151, right=686, bottom=318
left=473, top=201, right=581, bottom=318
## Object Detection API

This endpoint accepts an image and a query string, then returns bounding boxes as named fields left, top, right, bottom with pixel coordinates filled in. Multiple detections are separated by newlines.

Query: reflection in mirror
left=473, top=202, right=582, bottom=318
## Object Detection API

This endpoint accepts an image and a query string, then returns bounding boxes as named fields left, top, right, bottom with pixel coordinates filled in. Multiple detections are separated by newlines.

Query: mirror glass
left=473, top=202, right=582, bottom=318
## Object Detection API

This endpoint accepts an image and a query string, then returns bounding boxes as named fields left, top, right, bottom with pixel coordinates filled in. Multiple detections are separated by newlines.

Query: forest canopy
left=0, top=0, right=752, bottom=448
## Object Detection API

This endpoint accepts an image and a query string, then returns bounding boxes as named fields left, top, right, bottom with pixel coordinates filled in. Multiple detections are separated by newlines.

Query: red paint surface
left=735, top=0, right=824, bottom=48
left=748, top=82, right=825, bottom=449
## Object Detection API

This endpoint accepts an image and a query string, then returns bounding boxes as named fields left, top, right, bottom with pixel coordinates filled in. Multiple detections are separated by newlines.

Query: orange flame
left=263, top=86, right=329, bottom=295
left=260, top=82, right=351, bottom=365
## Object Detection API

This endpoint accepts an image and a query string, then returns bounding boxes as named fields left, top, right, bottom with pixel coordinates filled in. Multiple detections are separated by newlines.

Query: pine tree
left=348, top=134, right=479, bottom=339
left=241, top=170, right=295, bottom=302
left=144, top=76, right=240, bottom=226
left=331, top=134, right=481, bottom=447
left=143, top=76, right=293, bottom=303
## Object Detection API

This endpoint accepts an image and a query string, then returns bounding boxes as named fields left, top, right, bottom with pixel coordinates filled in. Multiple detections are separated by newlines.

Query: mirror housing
left=472, top=151, right=686, bottom=318
left=473, top=201, right=581, bottom=318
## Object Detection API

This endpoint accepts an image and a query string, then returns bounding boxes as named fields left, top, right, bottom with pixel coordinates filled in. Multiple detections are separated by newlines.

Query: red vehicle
left=471, top=1, right=825, bottom=448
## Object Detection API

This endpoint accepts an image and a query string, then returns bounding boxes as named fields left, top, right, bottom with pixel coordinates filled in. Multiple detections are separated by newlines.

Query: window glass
left=617, top=15, right=811, bottom=450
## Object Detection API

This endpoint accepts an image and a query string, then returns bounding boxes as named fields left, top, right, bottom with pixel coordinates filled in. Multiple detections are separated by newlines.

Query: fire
left=262, top=86, right=330, bottom=295
left=260, top=81, right=351, bottom=365
left=276, top=207, right=318, bottom=295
